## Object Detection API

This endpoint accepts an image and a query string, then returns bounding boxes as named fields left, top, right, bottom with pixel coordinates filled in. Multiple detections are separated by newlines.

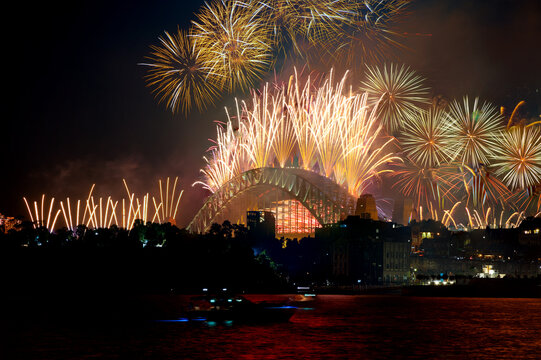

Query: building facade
left=316, top=216, right=411, bottom=285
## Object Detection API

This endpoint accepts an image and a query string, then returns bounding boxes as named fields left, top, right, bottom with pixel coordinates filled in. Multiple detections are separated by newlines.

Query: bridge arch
left=188, top=167, right=357, bottom=234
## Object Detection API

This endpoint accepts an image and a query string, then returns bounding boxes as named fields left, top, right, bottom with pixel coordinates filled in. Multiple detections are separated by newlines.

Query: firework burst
left=195, top=69, right=399, bottom=197
left=142, top=0, right=416, bottom=114
left=492, top=125, right=541, bottom=191
left=192, top=0, right=273, bottom=91
left=400, top=106, right=451, bottom=168
left=294, top=0, right=351, bottom=48
left=459, top=164, right=514, bottom=209
left=140, top=28, right=221, bottom=115
left=360, top=63, right=430, bottom=135
left=329, top=0, right=411, bottom=67
left=446, top=96, right=504, bottom=169
left=392, top=161, right=460, bottom=213
left=255, top=0, right=309, bottom=55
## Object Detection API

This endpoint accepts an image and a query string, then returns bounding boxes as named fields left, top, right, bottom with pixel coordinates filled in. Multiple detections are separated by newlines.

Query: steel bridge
left=187, top=167, right=357, bottom=234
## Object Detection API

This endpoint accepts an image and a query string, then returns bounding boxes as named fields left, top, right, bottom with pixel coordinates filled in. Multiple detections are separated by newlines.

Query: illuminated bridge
left=188, top=167, right=357, bottom=236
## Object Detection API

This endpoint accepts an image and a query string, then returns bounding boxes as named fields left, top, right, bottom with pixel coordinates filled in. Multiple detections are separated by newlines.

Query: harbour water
left=4, top=295, right=541, bottom=359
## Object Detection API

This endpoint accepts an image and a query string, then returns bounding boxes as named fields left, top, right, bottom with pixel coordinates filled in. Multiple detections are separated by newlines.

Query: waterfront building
left=410, top=219, right=450, bottom=256
left=316, top=216, right=411, bottom=285
left=383, top=241, right=410, bottom=284
left=518, top=217, right=541, bottom=247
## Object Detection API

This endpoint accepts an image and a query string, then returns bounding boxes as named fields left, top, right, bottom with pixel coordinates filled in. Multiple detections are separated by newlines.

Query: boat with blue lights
left=187, top=294, right=296, bottom=323
left=289, top=286, right=317, bottom=303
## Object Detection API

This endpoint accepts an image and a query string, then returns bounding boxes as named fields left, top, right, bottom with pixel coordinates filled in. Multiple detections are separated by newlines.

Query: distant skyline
left=3, top=0, right=540, bottom=227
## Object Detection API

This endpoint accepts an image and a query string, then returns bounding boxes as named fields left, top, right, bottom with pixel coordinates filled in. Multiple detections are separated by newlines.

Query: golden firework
left=141, top=28, right=221, bottom=115
left=492, top=125, right=541, bottom=191
left=446, top=96, right=504, bottom=169
left=327, top=0, right=411, bottom=67
left=192, top=0, right=273, bottom=91
left=361, top=63, right=430, bottom=135
left=195, top=69, right=400, bottom=197
left=195, top=111, right=250, bottom=193
left=400, top=106, right=452, bottom=169
left=393, top=162, right=461, bottom=211
left=295, top=0, right=350, bottom=47
left=254, top=0, right=302, bottom=55
left=459, top=164, right=514, bottom=209
left=23, top=195, right=61, bottom=232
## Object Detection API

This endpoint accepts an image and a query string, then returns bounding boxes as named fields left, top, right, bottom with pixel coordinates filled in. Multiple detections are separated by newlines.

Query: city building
left=410, top=219, right=450, bottom=255
left=316, top=216, right=411, bottom=285
left=518, top=217, right=541, bottom=247
left=383, top=241, right=410, bottom=284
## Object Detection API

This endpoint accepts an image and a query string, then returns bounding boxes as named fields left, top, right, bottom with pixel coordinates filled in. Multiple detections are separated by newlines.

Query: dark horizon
left=3, top=0, right=541, bottom=228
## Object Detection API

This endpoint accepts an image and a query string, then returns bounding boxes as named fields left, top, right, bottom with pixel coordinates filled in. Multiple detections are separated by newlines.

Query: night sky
left=3, top=0, right=541, bottom=227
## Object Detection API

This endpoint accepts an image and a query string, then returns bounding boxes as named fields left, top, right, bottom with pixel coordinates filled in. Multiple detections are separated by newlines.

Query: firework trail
left=23, top=195, right=61, bottom=233
left=241, top=85, right=282, bottom=168
left=25, top=178, right=184, bottom=232
left=195, top=69, right=399, bottom=197
left=194, top=106, right=253, bottom=193
left=459, top=164, right=514, bottom=209
left=287, top=69, right=318, bottom=170
left=156, top=176, right=184, bottom=224
left=310, top=70, right=351, bottom=179
left=392, top=161, right=460, bottom=215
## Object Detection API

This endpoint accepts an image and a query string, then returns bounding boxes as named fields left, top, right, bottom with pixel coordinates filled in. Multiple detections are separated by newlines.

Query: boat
left=288, top=286, right=317, bottom=305
left=187, top=294, right=296, bottom=323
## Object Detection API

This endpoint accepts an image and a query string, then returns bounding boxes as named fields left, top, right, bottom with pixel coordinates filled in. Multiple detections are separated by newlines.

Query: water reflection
left=5, top=295, right=541, bottom=359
